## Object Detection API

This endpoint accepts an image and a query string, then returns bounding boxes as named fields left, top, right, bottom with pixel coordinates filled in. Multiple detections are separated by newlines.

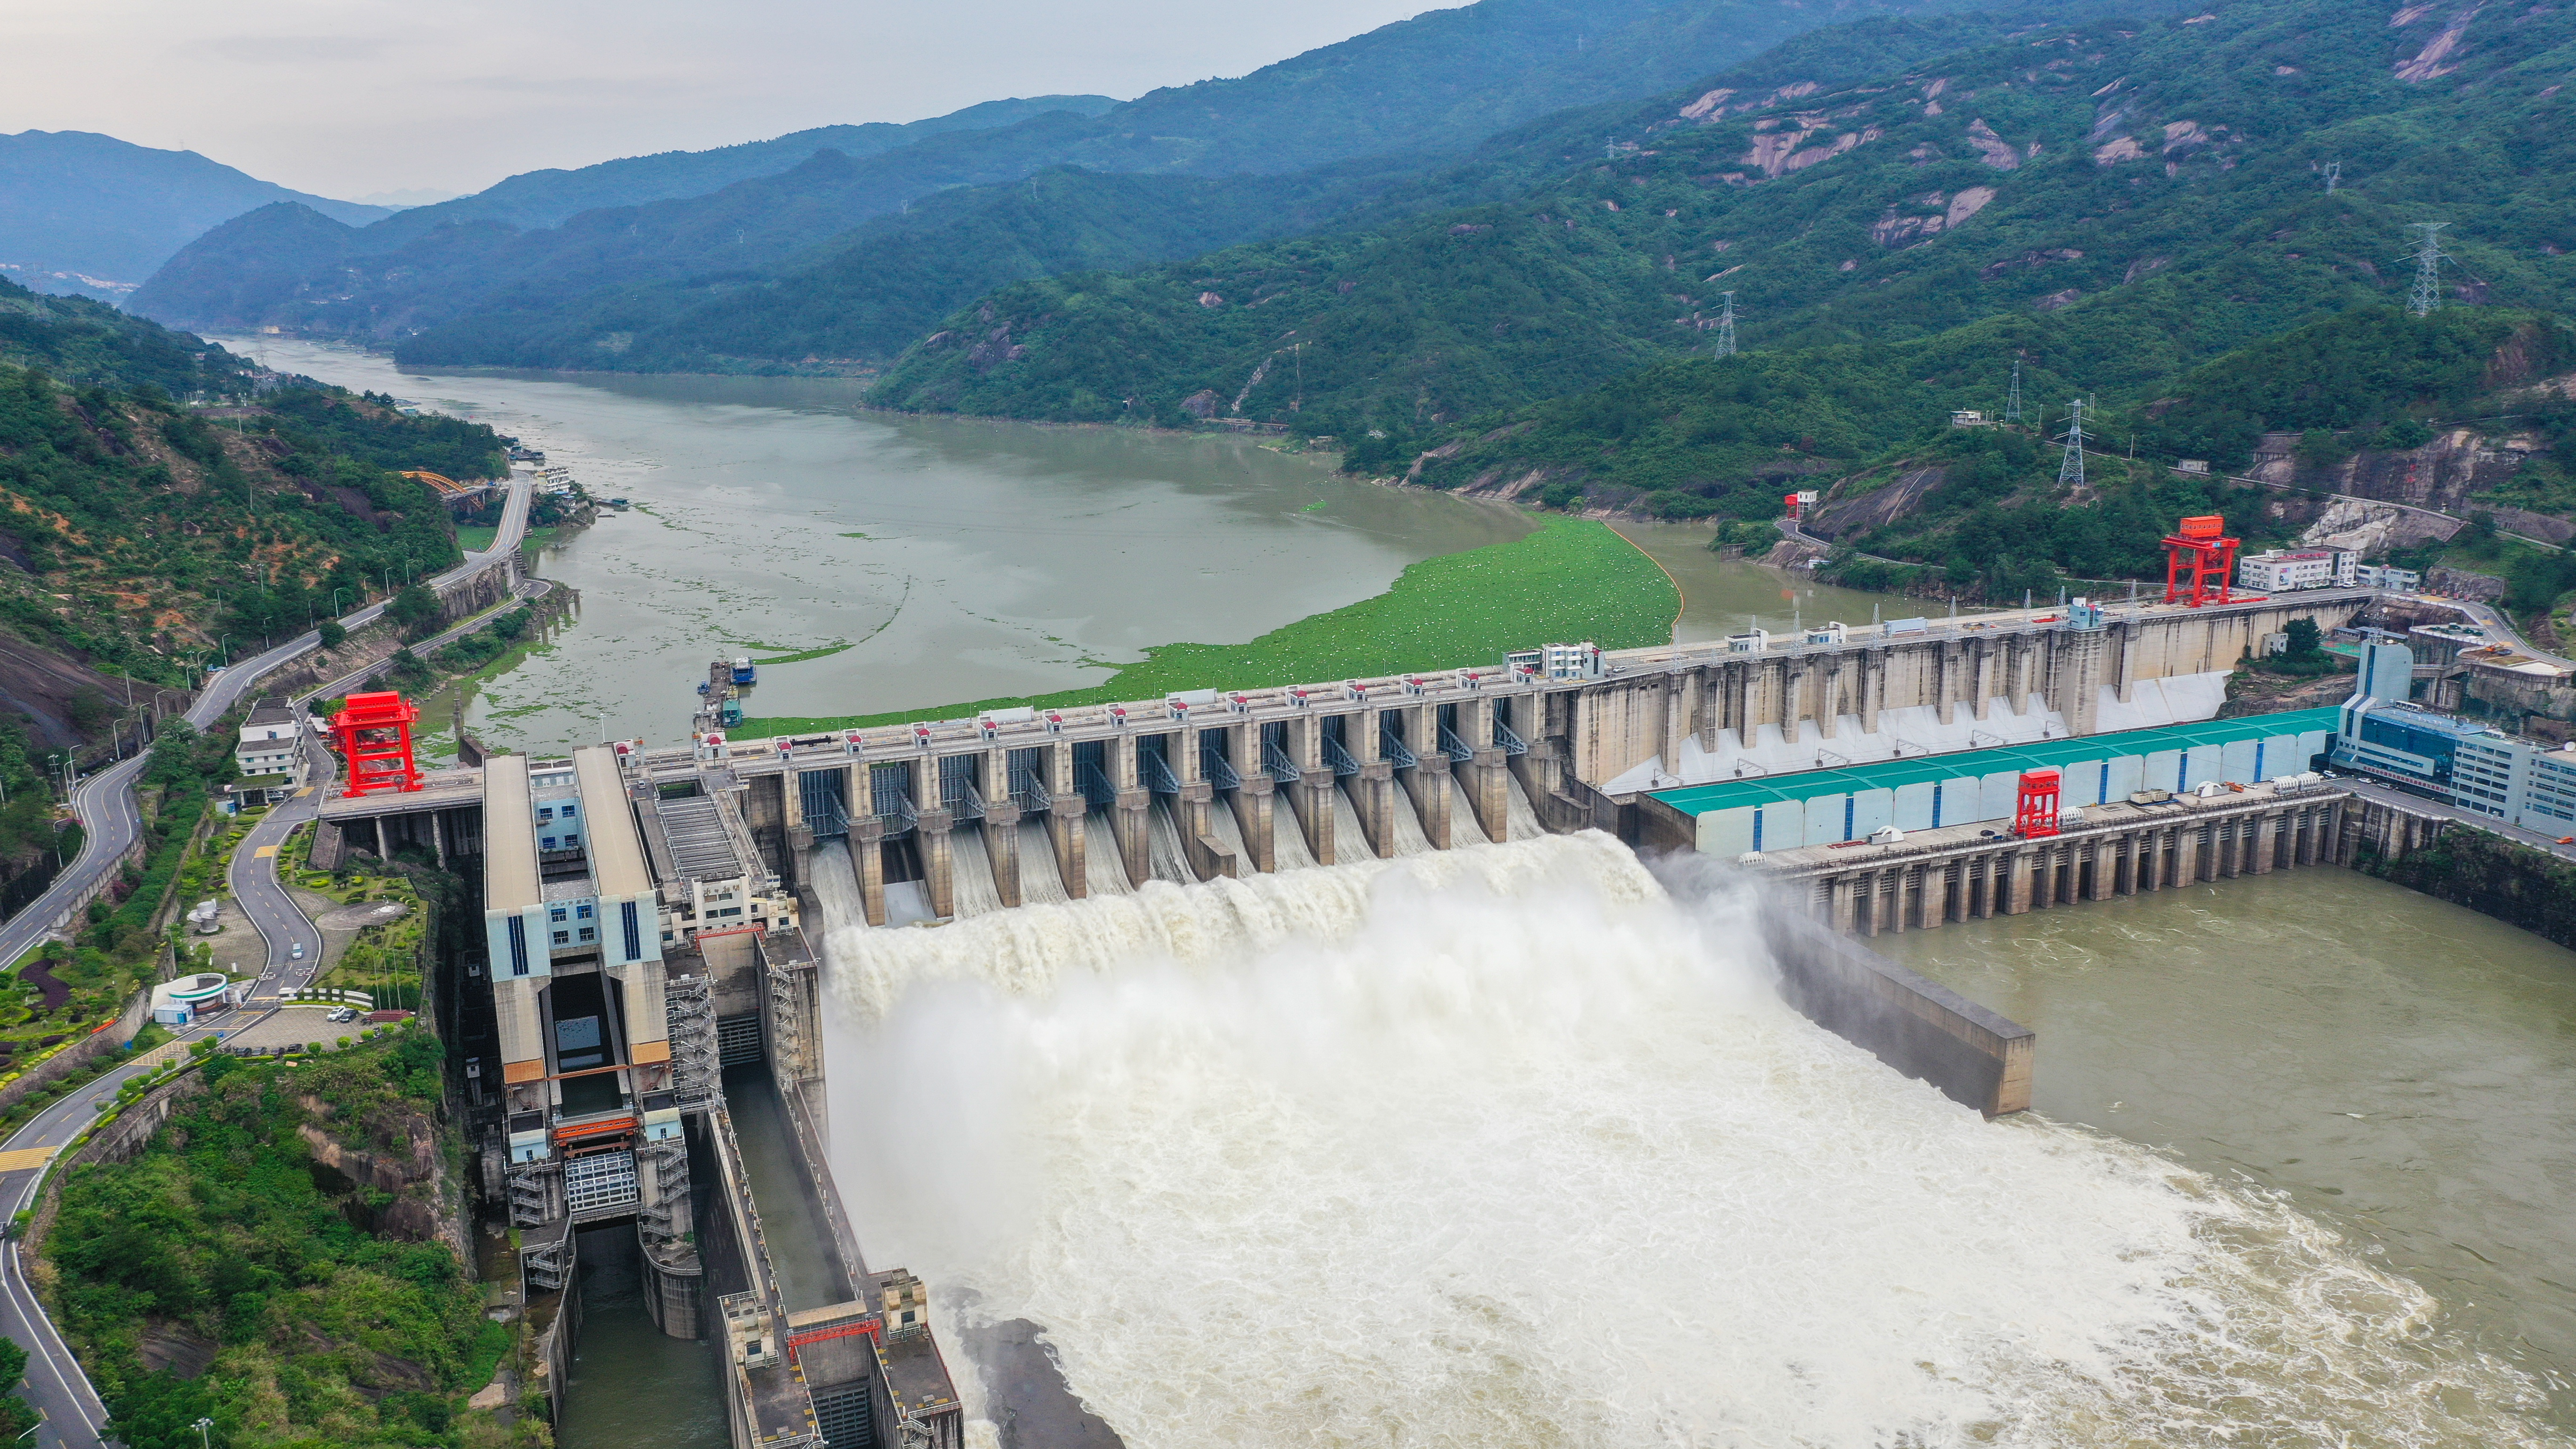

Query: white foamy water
left=816, top=834, right=2561, bottom=1448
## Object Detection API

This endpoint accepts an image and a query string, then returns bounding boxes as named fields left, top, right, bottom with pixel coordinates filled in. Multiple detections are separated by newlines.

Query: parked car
left=325, top=1006, right=357, bottom=1023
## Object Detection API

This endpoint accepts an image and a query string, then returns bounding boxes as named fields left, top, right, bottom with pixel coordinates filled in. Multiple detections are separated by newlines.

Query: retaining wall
left=0, top=989, right=150, bottom=1120
left=1759, top=908, right=2033, bottom=1117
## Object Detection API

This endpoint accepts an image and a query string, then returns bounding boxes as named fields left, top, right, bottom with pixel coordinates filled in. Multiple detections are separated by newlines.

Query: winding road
left=0, top=470, right=531, bottom=1447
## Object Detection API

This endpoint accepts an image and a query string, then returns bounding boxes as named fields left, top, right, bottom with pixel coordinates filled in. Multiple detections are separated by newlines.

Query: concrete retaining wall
left=0, top=989, right=150, bottom=1119
left=1759, top=908, right=2033, bottom=1116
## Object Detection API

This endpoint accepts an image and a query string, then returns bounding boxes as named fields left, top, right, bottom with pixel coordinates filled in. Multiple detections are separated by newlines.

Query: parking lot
left=203, top=1004, right=372, bottom=1054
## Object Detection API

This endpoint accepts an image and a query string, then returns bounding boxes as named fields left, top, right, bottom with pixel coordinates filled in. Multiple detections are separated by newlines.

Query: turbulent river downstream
left=234, top=345, right=2576, bottom=1446
left=816, top=839, right=2563, bottom=1449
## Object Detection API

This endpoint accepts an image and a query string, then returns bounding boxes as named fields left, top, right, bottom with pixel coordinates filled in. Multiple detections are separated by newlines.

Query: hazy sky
left=6, top=0, right=1442, bottom=200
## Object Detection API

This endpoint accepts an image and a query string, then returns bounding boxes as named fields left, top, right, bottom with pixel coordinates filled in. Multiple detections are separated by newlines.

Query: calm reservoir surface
left=229, top=342, right=1902, bottom=754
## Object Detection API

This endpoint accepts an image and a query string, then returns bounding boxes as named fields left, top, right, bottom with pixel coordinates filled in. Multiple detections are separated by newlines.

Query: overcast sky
left=7, top=0, right=1442, bottom=200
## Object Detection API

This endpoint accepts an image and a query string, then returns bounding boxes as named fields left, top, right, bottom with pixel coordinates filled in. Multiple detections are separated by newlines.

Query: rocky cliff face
left=298, top=1096, right=473, bottom=1266
left=2251, top=426, right=2548, bottom=515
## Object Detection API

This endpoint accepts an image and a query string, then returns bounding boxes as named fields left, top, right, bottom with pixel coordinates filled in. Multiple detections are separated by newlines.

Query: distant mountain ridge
left=0, top=130, right=394, bottom=301
left=130, top=0, right=1995, bottom=348
left=870, top=0, right=2576, bottom=453
left=358, top=95, right=1123, bottom=240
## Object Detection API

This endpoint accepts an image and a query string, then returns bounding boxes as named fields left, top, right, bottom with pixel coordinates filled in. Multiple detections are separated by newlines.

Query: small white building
left=233, top=696, right=308, bottom=803
left=152, top=972, right=242, bottom=1026
left=2237, top=548, right=2358, bottom=592
left=2355, top=563, right=2423, bottom=592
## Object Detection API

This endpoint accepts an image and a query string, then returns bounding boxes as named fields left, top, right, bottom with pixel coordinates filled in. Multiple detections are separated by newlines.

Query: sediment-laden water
left=216, top=342, right=1923, bottom=754
left=1880, top=869, right=2576, bottom=1430
left=816, top=837, right=2561, bottom=1448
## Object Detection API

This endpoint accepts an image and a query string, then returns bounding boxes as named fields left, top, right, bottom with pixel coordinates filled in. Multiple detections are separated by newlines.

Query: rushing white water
left=816, top=834, right=2560, bottom=1448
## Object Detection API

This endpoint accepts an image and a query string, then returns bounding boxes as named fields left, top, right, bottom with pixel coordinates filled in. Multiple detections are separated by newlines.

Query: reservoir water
left=224, top=341, right=1920, bottom=752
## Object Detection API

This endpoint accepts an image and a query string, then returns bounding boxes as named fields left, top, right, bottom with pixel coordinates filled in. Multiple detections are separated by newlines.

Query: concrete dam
left=311, top=582, right=2569, bottom=1445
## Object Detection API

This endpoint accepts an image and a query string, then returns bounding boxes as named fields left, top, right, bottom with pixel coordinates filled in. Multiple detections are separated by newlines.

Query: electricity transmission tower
left=2056, top=399, right=2088, bottom=488
left=1715, top=291, right=1737, bottom=357
left=2005, top=358, right=2024, bottom=424
left=2407, top=222, right=2451, bottom=317
left=2323, top=160, right=2341, bottom=195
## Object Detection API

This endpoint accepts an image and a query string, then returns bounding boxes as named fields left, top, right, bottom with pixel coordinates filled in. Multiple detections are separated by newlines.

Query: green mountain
left=0, top=282, right=253, bottom=398
left=370, top=96, right=1120, bottom=236
left=132, top=0, right=1995, bottom=354
left=0, top=130, right=393, bottom=302
left=0, top=277, right=493, bottom=708
left=390, top=161, right=1421, bottom=371
left=872, top=0, right=2576, bottom=450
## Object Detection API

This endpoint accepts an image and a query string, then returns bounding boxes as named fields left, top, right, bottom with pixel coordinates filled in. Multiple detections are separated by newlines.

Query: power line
left=2406, top=221, right=2451, bottom=317
left=1715, top=291, right=1736, bottom=358
left=2056, top=398, right=2089, bottom=488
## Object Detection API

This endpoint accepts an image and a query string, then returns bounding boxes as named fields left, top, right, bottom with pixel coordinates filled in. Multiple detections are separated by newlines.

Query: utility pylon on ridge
left=2005, top=358, right=2023, bottom=424
left=2407, top=221, right=2451, bottom=317
left=2323, top=160, right=2341, bottom=195
left=1715, top=291, right=1737, bottom=358
left=2056, top=398, right=2088, bottom=488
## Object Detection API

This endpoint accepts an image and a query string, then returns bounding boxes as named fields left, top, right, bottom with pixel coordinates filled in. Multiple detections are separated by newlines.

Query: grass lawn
left=453, top=523, right=498, bottom=552
left=742, top=515, right=1679, bottom=734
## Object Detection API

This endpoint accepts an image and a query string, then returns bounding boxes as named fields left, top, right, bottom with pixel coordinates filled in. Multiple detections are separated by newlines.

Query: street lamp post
left=194, top=1416, right=215, bottom=1449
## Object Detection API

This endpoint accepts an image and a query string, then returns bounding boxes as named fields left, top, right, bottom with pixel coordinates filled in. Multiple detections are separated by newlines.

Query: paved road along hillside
left=0, top=469, right=530, bottom=1447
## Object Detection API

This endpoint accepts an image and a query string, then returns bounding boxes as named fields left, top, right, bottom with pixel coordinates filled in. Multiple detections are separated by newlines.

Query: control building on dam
left=309, top=585, right=2369, bottom=1448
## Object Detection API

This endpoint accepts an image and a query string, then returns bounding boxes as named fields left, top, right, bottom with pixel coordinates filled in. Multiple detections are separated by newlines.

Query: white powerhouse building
left=2238, top=549, right=2359, bottom=592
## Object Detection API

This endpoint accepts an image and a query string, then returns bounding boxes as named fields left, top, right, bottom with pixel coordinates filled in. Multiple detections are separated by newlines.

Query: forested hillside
left=0, top=281, right=495, bottom=704
left=875, top=0, right=2576, bottom=441
left=51, top=1035, right=506, bottom=1449
left=131, top=0, right=1995, bottom=356
left=393, top=161, right=1422, bottom=371
left=0, top=282, right=254, bottom=399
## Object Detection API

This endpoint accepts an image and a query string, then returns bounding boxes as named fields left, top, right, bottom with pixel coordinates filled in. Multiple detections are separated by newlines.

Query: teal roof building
left=1646, top=708, right=2340, bottom=856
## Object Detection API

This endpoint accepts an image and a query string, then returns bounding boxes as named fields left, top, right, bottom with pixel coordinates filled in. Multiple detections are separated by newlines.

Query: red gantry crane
left=331, top=691, right=424, bottom=797
left=2161, top=514, right=2241, bottom=607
